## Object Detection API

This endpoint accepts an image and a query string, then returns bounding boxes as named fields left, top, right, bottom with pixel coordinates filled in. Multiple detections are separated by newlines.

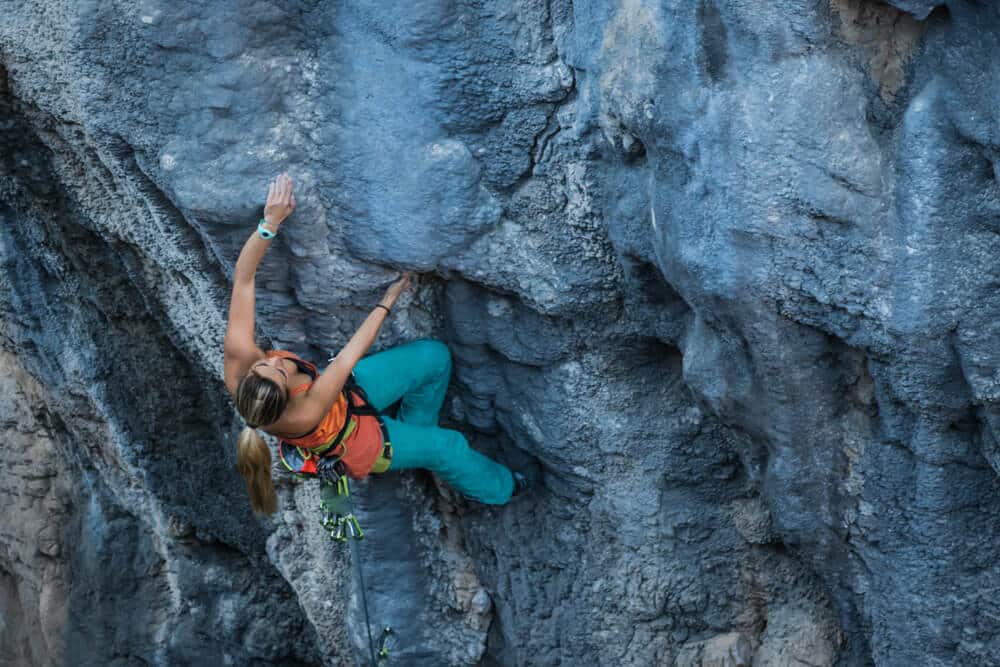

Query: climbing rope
left=318, top=464, right=392, bottom=666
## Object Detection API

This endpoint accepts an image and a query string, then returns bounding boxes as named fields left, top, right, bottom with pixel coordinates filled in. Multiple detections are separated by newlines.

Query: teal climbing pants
left=351, top=339, right=515, bottom=505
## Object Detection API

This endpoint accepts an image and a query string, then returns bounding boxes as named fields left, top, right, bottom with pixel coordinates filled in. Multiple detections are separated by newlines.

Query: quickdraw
left=318, top=465, right=363, bottom=542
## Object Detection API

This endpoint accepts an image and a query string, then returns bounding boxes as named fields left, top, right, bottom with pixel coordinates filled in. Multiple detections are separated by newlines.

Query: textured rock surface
left=2, top=1, right=1000, bottom=665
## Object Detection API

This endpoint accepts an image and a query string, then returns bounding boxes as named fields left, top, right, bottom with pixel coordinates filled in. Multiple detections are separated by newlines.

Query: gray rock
left=2, top=1, right=1000, bottom=666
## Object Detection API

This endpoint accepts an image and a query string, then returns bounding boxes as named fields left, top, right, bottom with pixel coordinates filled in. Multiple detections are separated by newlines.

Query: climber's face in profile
left=249, top=357, right=289, bottom=395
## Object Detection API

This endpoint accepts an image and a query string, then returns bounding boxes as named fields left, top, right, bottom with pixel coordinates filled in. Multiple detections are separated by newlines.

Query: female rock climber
left=223, top=173, right=526, bottom=515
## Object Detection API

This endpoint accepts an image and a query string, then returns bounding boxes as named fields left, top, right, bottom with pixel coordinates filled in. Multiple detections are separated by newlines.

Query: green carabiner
left=344, top=514, right=363, bottom=540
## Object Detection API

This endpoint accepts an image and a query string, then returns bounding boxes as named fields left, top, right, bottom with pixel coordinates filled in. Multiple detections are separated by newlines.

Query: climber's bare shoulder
left=223, top=340, right=265, bottom=395
left=262, top=397, right=323, bottom=439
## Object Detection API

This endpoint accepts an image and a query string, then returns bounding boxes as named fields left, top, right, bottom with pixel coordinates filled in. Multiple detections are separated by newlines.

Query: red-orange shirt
left=266, top=350, right=383, bottom=478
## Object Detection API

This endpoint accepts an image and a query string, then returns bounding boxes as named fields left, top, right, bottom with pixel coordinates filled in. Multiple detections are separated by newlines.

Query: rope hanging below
left=319, top=466, right=392, bottom=666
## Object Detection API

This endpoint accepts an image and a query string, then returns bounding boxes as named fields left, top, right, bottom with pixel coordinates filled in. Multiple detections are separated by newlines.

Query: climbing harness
left=278, top=375, right=393, bottom=478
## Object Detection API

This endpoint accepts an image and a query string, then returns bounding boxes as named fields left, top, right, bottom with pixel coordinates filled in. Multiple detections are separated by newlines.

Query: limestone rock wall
left=1, top=1, right=999, bottom=665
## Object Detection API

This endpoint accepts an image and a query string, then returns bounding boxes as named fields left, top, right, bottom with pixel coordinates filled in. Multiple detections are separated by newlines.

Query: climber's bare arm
left=223, top=173, right=296, bottom=393
left=294, top=275, right=412, bottom=426
left=224, top=280, right=264, bottom=393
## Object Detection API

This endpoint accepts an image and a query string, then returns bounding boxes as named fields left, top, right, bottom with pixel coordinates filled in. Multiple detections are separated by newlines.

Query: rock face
left=1, top=1, right=999, bottom=665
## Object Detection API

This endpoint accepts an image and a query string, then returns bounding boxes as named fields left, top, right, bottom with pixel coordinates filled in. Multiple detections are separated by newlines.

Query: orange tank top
left=266, top=350, right=383, bottom=478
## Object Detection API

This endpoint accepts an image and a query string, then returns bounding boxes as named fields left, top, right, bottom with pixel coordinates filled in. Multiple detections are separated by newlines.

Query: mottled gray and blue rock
left=2, top=1, right=1000, bottom=666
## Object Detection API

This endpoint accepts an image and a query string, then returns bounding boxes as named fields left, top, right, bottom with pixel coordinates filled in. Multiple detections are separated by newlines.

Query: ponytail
left=236, top=426, right=278, bottom=515
left=233, top=370, right=286, bottom=515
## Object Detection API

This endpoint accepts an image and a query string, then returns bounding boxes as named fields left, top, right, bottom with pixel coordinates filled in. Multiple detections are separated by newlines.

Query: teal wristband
left=257, top=218, right=277, bottom=240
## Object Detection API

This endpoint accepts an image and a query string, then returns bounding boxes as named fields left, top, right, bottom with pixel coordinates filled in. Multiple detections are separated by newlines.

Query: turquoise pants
left=352, top=339, right=515, bottom=505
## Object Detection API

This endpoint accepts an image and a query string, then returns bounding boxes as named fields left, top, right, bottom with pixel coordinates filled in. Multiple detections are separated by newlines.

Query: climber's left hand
left=263, top=172, right=296, bottom=228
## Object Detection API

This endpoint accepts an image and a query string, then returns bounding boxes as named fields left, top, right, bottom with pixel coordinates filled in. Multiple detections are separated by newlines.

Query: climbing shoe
left=511, top=461, right=542, bottom=497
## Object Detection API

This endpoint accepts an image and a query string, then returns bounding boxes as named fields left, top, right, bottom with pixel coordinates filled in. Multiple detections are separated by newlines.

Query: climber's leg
left=352, top=339, right=451, bottom=426
left=381, top=415, right=515, bottom=505
left=352, top=339, right=514, bottom=502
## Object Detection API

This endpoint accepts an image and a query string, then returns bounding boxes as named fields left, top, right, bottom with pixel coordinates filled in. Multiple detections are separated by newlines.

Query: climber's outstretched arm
left=224, top=278, right=263, bottom=393
left=295, top=275, right=412, bottom=425
left=223, top=173, right=296, bottom=392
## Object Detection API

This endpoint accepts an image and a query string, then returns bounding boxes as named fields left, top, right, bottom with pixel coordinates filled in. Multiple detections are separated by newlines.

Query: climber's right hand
left=381, top=273, right=413, bottom=309
left=263, top=172, right=296, bottom=228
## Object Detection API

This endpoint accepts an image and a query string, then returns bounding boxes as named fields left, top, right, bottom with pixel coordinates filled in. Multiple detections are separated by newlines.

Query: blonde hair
left=234, top=373, right=287, bottom=515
